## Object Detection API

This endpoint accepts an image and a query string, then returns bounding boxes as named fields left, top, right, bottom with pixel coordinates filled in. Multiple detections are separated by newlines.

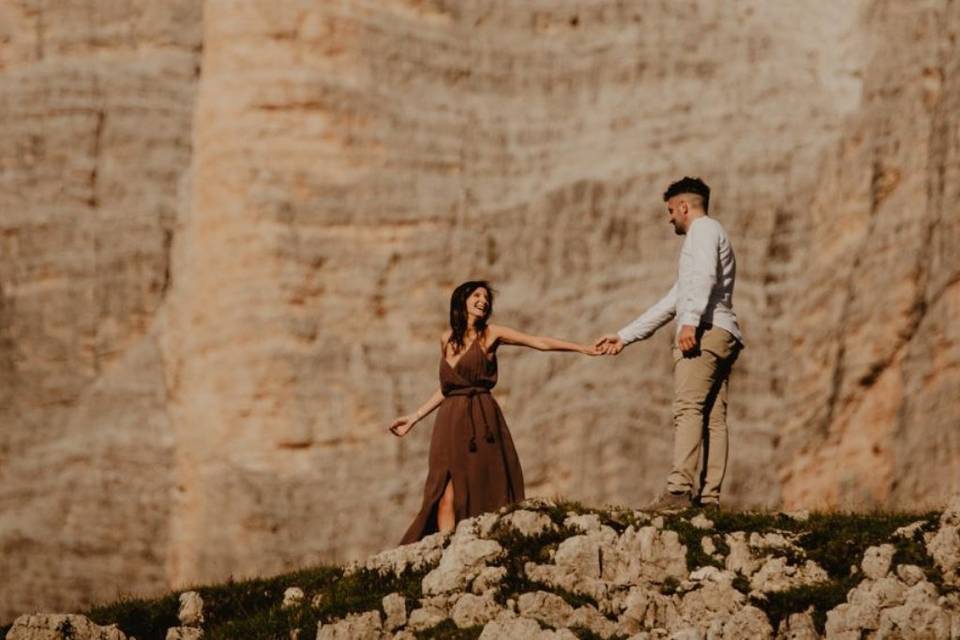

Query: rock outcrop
left=318, top=499, right=960, bottom=639
left=6, top=614, right=128, bottom=640
left=1, top=0, right=959, bottom=623
left=13, top=498, right=960, bottom=639
left=15, top=498, right=960, bottom=640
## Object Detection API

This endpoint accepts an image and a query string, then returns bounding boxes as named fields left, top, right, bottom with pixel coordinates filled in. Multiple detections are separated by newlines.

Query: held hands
left=593, top=334, right=625, bottom=356
left=388, top=415, right=417, bottom=437
left=580, top=343, right=604, bottom=356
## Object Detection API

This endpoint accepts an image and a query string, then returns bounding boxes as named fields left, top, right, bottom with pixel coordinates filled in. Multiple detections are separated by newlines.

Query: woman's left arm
left=488, top=324, right=600, bottom=355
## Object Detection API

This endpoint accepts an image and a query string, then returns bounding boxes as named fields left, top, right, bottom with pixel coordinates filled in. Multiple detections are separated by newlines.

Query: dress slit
left=399, top=336, right=525, bottom=545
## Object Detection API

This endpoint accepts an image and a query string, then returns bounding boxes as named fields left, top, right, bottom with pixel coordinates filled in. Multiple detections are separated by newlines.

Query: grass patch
left=498, top=574, right=599, bottom=611
left=766, top=544, right=808, bottom=567
left=712, top=533, right=731, bottom=558
left=312, top=567, right=427, bottom=623
left=659, top=576, right=681, bottom=596
left=487, top=520, right=601, bottom=610
left=795, top=511, right=938, bottom=578
left=754, top=577, right=857, bottom=633
left=661, top=508, right=940, bottom=572
left=415, top=620, right=482, bottom=639
left=76, top=564, right=430, bottom=640
left=661, top=513, right=725, bottom=570
left=203, top=606, right=312, bottom=640
left=662, top=508, right=806, bottom=571
left=706, top=510, right=804, bottom=535
left=496, top=498, right=586, bottom=527
left=890, top=517, right=958, bottom=595
left=83, top=566, right=339, bottom=640
left=84, top=592, right=181, bottom=640
left=540, top=499, right=589, bottom=526
left=731, top=572, right=751, bottom=594
left=487, top=521, right=576, bottom=567
left=513, top=499, right=650, bottom=535
left=592, top=507, right=650, bottom=535
left=569, top=627, right=628, bottom=640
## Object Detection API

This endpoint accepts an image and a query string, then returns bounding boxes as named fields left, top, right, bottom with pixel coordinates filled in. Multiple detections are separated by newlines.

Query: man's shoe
left=646, top=491, right=691, bottom=511
left=698, top=501, right=721, bottom=515
left=692, top=495, right=721, bottom=511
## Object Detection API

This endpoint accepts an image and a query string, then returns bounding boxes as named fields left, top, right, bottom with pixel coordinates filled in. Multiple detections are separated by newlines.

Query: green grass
left=52, top=564, right=429, bottom=640
left=756, top=578, right=857, bottom=632
left=892, top=518, right=950, bottom=591
left=660, top=513, right=726, bottom=570
left=731, top=572, right=751, bottom=593
left=796, top=511, right=937, bottom=578
left=487, top=518, right=601, bottom=610
left=568, top=627, right=628, bottom=640
left=659, top=576, right=682, bottom=596
left=415, top=620, right=483, bottom=639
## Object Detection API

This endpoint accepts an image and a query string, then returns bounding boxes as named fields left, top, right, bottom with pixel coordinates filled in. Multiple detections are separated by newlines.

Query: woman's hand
left=594, top=335, right=625, bottom=355
left=579, top=343, right=603, bottom=356
left=389, top=415, right=417, bottom=437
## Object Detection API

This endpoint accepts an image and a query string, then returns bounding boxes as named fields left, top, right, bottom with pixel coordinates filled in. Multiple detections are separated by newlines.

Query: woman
left=389, top=280, right=599, bottom=544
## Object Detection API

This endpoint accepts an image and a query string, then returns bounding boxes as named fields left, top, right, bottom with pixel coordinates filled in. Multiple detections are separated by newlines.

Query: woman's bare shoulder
left=487, top=323, right=520, bottom=337
left=484, top=323, right=513, bottom=345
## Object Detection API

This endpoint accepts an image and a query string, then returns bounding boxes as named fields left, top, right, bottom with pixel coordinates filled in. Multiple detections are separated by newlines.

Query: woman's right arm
left=388, top=331, right=450, bottom=438
left=389, top=387, right=444, bottom=437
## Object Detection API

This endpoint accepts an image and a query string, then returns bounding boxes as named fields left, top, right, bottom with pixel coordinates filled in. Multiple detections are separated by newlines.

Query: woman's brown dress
left=400, top=338, right=525, bottom=544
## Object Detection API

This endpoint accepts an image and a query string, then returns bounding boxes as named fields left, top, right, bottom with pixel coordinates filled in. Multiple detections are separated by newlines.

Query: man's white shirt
left=617, top=216, right=742, bottom=345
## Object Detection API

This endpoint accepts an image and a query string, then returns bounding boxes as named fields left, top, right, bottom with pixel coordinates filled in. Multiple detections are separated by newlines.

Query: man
left=595, top=177, right=743, bottom=510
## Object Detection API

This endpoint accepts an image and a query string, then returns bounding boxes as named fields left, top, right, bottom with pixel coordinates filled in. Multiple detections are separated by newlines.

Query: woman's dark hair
left=448, top=281, right=494, bottom=354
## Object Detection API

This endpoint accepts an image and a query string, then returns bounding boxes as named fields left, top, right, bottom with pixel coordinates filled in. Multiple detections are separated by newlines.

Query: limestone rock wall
left=0, top=0, right=202, bottom=621
left=1, top=0, right=958, bottom=624
left=778, top=0, right=960, bottom=509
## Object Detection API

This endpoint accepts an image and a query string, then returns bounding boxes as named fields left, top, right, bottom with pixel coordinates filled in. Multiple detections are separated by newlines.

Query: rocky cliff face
left=0, top=0, right=958, bottom=623
left=777, top=0, right=960, bottom=510
left=0, top=0, right=202, bottom=622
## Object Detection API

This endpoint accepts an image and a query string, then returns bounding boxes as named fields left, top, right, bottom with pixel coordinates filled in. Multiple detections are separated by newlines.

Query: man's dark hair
left=663, top=176, right=710, bottom=212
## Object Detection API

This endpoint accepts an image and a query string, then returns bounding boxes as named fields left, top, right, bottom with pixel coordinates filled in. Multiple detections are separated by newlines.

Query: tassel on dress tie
left=445, top=386, right=495, bottom=452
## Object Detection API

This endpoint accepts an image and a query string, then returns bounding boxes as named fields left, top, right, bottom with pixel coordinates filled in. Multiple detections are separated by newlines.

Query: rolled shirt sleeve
left=617, top=282, right=678, bottom=345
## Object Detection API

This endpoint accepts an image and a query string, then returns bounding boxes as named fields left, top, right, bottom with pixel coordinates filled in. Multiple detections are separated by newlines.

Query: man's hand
left=677, top=325, right=698, bottom=354
left=594, top=334, right=625, bottom=356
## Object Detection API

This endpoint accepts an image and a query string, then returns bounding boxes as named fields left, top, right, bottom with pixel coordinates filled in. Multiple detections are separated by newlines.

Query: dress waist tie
left=445, top=387, right=495, bottom=452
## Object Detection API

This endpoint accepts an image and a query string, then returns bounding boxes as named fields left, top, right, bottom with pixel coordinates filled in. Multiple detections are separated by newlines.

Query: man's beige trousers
left=668, top=326, right=741, bottom=504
